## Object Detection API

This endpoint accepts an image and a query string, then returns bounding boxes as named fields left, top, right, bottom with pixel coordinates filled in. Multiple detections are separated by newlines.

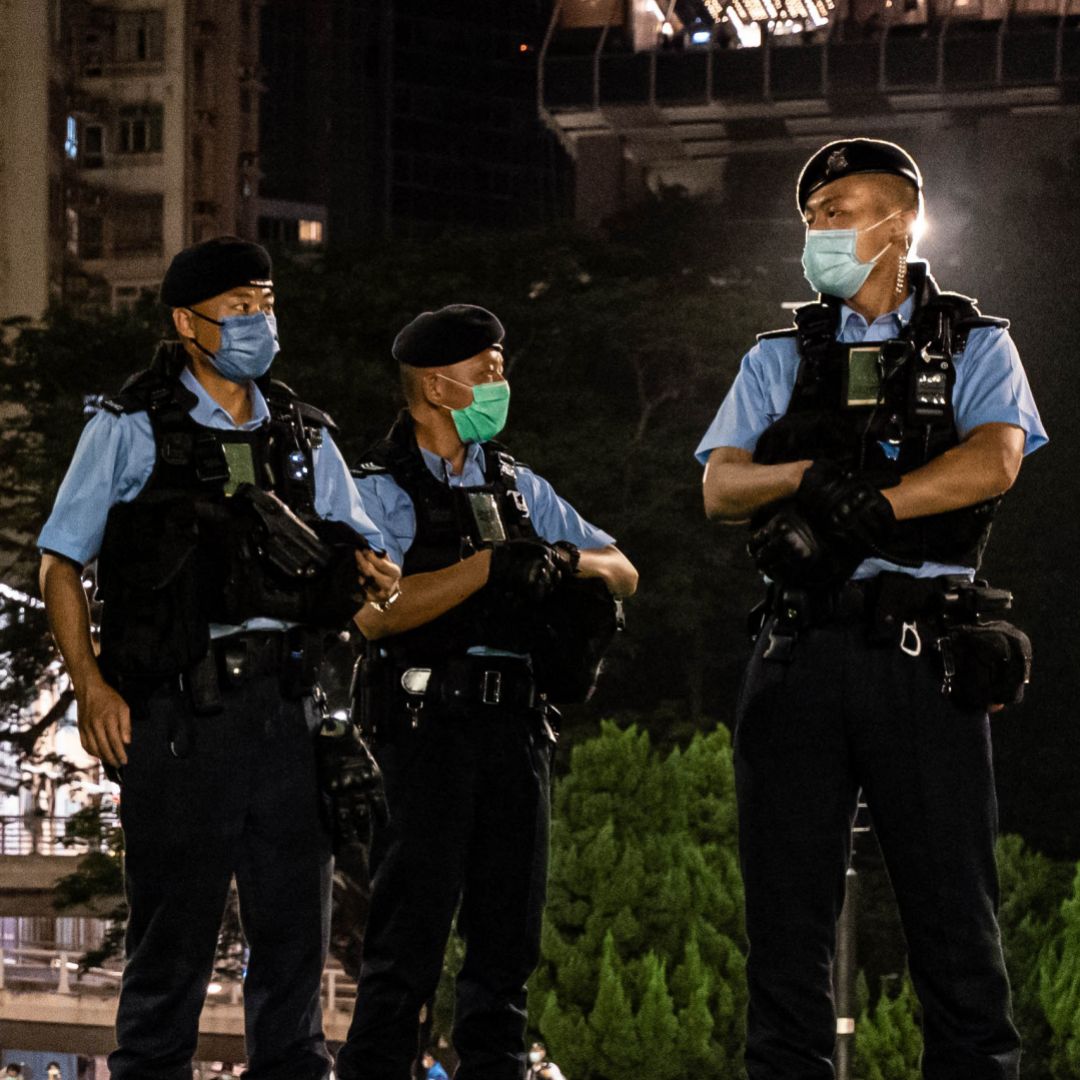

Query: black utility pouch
left=937, top=620, right=1032, bottom=710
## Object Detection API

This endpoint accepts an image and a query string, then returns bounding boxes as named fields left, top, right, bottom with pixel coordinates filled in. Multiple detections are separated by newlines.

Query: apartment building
left=0, top=0, right=265, bottom=318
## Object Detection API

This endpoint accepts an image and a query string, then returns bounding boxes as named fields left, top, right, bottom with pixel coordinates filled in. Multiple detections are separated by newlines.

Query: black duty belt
left=396, top=654, right=537, bottom=713
left=759, top=571, right=974, bottom=663
left=115, top=629, right=321, bottom=712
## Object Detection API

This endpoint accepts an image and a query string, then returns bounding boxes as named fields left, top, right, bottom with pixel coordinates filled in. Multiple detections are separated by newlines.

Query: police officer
left=334, top=304, right=638, bottom=1080
left=696, top=140, right=1047, bottom=1078
left=37, top=236, right=400, bottom=1079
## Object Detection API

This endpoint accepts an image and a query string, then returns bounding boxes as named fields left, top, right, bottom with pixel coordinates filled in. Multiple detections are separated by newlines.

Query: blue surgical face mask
left=801, top=210, right=902, bottom=299
left=187, top=309, right=280, bottom=383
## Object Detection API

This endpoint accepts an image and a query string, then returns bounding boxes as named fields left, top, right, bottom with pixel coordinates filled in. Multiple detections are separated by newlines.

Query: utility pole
left=834, top=797, right=871, bottom=1080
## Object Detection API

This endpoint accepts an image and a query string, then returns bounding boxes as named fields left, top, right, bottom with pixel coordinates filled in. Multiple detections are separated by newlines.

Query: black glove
left=795, top=460, right=901, bottom=563
left=748, top=503, right=860, bottom=586
left=487, top=538, right=570, bottom=605
left=316, top=719, right=389, bottom=857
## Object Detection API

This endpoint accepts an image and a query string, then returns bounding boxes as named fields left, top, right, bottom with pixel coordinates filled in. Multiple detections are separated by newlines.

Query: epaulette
left=90, top=393, right=130, bottom=417
left=351, top=438, right=411, bottom=480
left=757, top=301, right=832, bottom=343
left=756, top=327, right=798, bottom=342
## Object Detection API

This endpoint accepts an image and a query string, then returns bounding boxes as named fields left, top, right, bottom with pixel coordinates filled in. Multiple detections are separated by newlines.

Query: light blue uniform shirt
left=355, top=440, right=615, bottom=569
left=695, top=282, right=1048, bottom=579
left=355, top=440, right=616, bottom=657
left=38, top=365, right=385, bottom=634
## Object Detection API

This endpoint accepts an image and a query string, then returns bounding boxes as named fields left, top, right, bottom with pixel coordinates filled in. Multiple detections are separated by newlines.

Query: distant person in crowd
left=421, top=1051, right=449, bottom=1080
left=526, top=1043, right=547, bottom=1077
left=46, top=1065, right=62, bottom=1080
left=5, top=1065, right=23, bottom=1080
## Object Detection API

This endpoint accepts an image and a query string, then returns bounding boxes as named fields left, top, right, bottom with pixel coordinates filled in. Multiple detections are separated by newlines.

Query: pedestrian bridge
left=536, top=5, right=1080, bottom=218
left=0, top=945, right=357, bottom=1057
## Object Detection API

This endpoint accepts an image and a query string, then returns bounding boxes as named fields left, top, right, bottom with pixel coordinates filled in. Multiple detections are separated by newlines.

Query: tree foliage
left=531, top=720, right=746, bottom=1080
left=1040, top=864, right=1080, bottom=1076
left=854, top=974, right=923, bottom=1080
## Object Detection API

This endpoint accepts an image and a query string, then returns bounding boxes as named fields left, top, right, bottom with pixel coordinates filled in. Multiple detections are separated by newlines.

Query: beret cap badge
left=827, top=147, right=849, bottom=174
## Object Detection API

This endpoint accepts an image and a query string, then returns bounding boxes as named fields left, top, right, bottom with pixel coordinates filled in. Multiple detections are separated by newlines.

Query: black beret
left=160, top=235, right=273, bottom=308
left=797, top=138, right=922, bottom=213
left=393, top=304, right=505, bottom=368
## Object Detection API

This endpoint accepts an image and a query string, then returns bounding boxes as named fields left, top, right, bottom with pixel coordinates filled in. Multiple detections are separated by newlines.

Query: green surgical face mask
left=437, top=376, right=510, bottom=443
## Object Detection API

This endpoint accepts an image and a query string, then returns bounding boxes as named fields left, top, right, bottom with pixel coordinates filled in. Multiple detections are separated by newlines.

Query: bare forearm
left=576, top=545, right=638, bottom=597
left=39, top=555, right=104, bottom=693
left=356, top=550, right=492, bottom=640
left=884, top=423, right=1024, bottom=521
left=703, top=449, right=812, bottom=522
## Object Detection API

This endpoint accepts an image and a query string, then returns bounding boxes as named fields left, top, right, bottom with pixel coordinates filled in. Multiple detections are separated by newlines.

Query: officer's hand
left=748, top=505, right=828, bottom=583
left=487, top=539, right=565, bottom=604
left=796, top=461, right=900, bottom=560
left=76, top=678, right=131, bottom=768
left=317, top=721, right=389, bottom=857
left=356, top=549, right=401, bottom=605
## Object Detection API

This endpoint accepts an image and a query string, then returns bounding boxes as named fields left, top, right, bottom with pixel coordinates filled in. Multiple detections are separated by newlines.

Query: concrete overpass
left=537, top=5, right=1080, bottom=221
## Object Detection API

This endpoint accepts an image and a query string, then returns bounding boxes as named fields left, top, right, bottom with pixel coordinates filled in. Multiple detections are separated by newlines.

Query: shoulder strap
left=116, top=350, right=198, bottom=424
left=263, top=380, right=338, bottom=451
left=481, top=443, right=521, bottom=490
left=910, top=291, right=1009, bottom=359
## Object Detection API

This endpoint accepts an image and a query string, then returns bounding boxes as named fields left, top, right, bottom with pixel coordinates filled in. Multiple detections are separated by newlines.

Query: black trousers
left=108, top=674, right=334, bottom=1080
left=334, top=700, right=553, bottom=1080
left=735, top=614, right=1021, bottom=1080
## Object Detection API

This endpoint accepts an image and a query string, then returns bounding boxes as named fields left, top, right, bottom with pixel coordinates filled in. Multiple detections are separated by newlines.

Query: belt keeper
left=481, top=670, right=503, bottom=706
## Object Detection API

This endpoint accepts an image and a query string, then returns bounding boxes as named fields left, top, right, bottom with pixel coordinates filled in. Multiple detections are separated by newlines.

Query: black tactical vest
left=351, top=411, right=538, bottom=665
left=95, top=342, right=335, bottom=679
left=751, top=264, right=1009, bottom=569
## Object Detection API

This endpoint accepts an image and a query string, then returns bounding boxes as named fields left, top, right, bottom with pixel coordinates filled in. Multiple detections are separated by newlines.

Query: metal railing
left=0, top=814, right=117, bottom=856
left=0, top=944, right=357, bottom=1016
left=539, top=4, right=1080, bottom=112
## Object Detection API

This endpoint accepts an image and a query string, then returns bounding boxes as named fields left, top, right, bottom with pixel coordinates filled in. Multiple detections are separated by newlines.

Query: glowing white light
left=692, top=29, right=712, bottom=41
left=208, top=982, right=223, bottom=994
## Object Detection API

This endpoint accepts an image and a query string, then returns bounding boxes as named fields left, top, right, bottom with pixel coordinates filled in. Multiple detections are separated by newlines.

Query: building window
left=113, top=195, right=163, bottom=255
left=117, top=105, right=163, bottom=154
left=115, top=11, right=164, bottom=64
left=64, top=116, right=78, bottom=159
left=82, top=124, right=104, bottom=168
left=81, top=29, right=105, bottom=76
left=65, top=206, right=78, bottom=255
left=298, top=220, right=324, bottom=245
left=112, top=284, right=142, bottom=308
left=79, top=215, right=104, bottom=259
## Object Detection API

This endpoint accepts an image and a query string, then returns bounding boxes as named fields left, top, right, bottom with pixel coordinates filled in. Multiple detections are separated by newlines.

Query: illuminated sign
left=705, top=0, right=833, bottom=22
